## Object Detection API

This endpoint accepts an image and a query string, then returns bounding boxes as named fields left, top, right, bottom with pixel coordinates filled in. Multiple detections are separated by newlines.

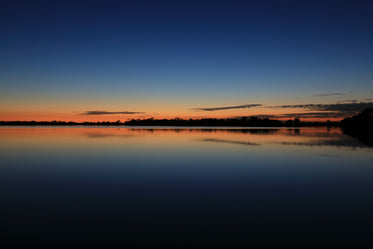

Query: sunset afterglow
left=1, top=1, right=372, bottom=122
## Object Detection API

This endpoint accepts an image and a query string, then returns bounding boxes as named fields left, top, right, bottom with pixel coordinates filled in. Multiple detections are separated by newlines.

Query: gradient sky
left=1, top=0, right=373, bottom=121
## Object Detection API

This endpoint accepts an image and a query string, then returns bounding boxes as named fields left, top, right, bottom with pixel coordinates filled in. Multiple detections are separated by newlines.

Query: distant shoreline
left=0, top=118, right=339, bottom=127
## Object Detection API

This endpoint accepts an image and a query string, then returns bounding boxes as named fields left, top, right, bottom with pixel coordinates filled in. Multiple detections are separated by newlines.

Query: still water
left=1, top=127, right=373, bottom=246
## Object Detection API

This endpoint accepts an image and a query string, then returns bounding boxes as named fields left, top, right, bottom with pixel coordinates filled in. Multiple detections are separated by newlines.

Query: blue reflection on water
left=1, top=127, right=373, bottom=246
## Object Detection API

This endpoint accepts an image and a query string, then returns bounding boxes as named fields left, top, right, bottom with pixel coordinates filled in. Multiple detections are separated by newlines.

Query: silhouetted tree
left=284, top=120, right=293, bottom=127
left=294, top=118, right=300, bottom=127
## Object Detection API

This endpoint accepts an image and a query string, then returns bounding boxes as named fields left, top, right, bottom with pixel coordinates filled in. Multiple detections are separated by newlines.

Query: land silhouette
left=0, top=117, right=339, bottom=127
left=3, top=110, right=373, bottom=145
left=340, top=108, right=373, bottom=146
left=340, top=108, right=373, bottom=131
left=2, top=109, right=373, bottom=129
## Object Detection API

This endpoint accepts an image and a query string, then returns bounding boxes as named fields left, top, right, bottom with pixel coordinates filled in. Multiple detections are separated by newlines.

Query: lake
left=1, top=127, right=373, bottom=246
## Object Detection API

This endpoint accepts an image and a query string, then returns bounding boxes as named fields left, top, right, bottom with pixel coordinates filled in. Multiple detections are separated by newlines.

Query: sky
left=1, top=0, right=373, bottom=121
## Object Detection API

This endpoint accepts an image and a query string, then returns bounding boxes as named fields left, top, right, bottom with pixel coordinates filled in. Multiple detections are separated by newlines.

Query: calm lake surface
left=1, top=127, right=373, bottom=246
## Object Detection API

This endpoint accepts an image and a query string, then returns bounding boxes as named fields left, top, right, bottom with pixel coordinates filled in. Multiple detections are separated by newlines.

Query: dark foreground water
left=1, top=127, right=373, bottom=247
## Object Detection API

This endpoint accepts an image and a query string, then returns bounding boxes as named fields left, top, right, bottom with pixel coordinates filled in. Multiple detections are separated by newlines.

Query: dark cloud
left=191, top=104, right=262, bottom=112
left=281, top=112, right=346, bottom=118
left=269, top=102, right=373, bottom=113
left=264, top=112, right=347, bottom=119
left=242, top=111, right=346, bottom=119
left=312, top=93, right=345, bottom=97
left=336, top=100, right=358, bottom=104
left=81, top=111, right=145, bottom=115
left=258, top=101, right=373, bottom=119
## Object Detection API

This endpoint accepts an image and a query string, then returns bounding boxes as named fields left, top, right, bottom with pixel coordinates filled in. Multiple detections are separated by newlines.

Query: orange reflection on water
left=0, top=126, right=346, bottom=147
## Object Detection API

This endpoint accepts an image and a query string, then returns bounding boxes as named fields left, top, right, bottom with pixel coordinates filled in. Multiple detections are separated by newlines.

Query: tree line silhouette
left=340, top=108, right=373, bottom=146
left=0, top=116, right=339, bottom=127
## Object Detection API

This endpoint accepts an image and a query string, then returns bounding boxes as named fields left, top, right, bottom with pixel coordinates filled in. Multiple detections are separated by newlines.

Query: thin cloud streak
left=191, top=104, right=262, bottom=112
left=268, top=102, right=373, bottom=112
left=260, top=101, right=373, bottom=119
left=249, top=112, right=348, bottom=119
left=81, top=111, right=145, bottom=115
left=312, top=93, right=345, bottom=97
left=337, top=100, right=358, bottom=104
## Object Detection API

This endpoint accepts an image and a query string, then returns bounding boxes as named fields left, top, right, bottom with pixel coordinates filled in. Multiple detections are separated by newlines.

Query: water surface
left=1, top=127, right=372, bottom=246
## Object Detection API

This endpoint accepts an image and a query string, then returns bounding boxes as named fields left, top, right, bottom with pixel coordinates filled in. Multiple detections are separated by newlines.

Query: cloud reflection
left=201, top=138, right=260, bottom=146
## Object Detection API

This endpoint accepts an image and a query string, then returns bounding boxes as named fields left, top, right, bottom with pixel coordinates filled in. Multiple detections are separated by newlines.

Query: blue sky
left=1, top=0, right=373, bottom=120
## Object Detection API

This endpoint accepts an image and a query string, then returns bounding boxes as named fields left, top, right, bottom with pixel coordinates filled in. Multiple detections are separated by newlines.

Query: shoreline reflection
left=1, top=126, right=372, bottom=148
